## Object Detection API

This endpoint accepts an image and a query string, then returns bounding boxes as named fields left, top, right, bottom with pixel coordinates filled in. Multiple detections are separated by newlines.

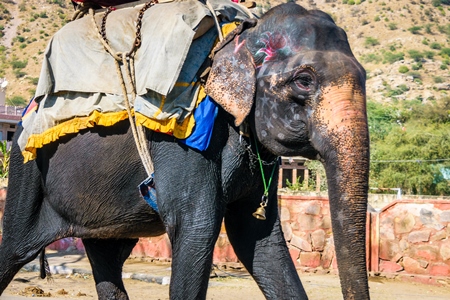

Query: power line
left=372, top=158, right=450, bottom=163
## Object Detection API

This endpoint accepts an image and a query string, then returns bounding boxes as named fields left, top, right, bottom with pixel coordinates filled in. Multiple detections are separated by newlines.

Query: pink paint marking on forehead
left=255, top=31, right=303, bottom=67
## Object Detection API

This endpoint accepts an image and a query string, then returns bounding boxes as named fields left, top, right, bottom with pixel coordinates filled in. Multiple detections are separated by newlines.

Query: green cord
left=254, top=136, right=278, bottom=197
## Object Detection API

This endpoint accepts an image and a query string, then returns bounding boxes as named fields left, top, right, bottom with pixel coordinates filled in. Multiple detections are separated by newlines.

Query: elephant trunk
left=312, top=83, right=370, bottom=299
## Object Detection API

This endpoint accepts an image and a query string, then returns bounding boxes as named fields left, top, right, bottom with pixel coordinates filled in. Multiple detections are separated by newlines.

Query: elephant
left=0, top=2, right=370, bottom=300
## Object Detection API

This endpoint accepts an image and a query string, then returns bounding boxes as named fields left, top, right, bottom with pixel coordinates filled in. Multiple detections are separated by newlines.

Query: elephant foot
left=96, top=282, right=129, bottom=300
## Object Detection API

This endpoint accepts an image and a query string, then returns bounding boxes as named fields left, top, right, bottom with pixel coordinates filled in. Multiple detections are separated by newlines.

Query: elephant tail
left=39, top=248, right=52, bottom=281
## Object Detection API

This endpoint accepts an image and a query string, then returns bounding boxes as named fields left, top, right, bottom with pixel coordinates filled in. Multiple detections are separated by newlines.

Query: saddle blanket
left=18, top=0, right=252, bottom=162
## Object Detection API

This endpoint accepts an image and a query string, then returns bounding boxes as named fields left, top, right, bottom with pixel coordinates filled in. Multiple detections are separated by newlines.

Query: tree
left=369, top=98, right=450, bottom=195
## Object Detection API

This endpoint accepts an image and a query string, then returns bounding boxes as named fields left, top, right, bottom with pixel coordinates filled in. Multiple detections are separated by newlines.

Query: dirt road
left=1, top=4, right=21, bottom=48
left=3, top=268, right=450, bottom=299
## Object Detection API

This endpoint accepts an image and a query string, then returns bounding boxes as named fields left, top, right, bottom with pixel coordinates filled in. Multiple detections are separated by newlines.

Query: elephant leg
left=0, top=239, right=48, bottom=295
left=161, top=193, right=224, bottom=300
left=224, top=194, right=308, bottom=300
left=0, top=146, right=60, bottom=295
left=152, top=138, right=224, bottom=299
left=83, top=238, right=138, bottom=300
left=0, top=211, right=59, bottom=294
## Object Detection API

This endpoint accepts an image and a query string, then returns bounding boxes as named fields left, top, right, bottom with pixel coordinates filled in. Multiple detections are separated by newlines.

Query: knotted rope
left=79, top=0, right=253, bottom=176
left=90, top=1, right=158, bottom=176
left=72, top=2, right=100, bottom=21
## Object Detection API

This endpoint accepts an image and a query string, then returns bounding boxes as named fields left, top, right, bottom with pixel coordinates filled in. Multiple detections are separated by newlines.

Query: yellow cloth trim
left=137, top=85, right=207, bottom=139
left=174, top=82, right=195, bottom=88
left=21, top=23, right=238, bottom=162
left=221, top=22, right=238, bottom=38
left=22, top=110, right=130, bottom=163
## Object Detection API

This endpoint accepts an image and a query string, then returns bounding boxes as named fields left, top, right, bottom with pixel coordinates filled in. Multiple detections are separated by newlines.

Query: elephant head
left=206, top=3, right=370, bottom=299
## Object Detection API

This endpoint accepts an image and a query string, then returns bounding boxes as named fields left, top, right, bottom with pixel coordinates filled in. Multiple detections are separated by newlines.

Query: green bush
left=361, top=53, right=382, bottom=63
left=398, top=66, right=409, bottom=73
left=0, top=140, right=11, bottom=178
left=15, top=36, right=25, bottom=43
left=437, top=24, right=450, bottom=36
left=440, top=48, right=450, bottom=57
left=383, top=51, right=404, bottom=64
left=432, top=0, right=449, bottom=6
left=388, top=23, right=397, bottom=30
left=408, top=26, right=422, bottom=34
left=423, top=50, right=435, bottom=59
left=440, top=64, right=448, bottom=70
left=48, top=0, right=67, bottom=8
left=408, top=50, right=424, bottom=62
left=433, top=76, right=444, bottom=83
left=411, top=62, right=422, bottom=70
left=385, top=84, right=409, bottom=97
left=6, top=95, right=27, bottom=106
left=407, top=71, right=422, bottom=80
left=10, top=58, right=27, bottom=69
left=430, top=42, right=442, bottom=50
left=365, top=37, right=380, bottom=47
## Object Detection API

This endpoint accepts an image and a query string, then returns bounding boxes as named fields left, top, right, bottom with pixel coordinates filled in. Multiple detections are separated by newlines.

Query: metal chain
left=92, top=2, right=158, bottom=176
left=244, top=143, right=278, bottom=166
left=100, top=1, right=157, bottom=58
left=100, top=7, right=114, bottom=45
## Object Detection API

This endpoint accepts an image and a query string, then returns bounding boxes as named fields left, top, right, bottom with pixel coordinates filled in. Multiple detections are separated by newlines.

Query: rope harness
left=83, top=0, right=227, bottom=177
left=71, top=1, right=274, bottom=220
left=91, top=1, right=158, bottom=176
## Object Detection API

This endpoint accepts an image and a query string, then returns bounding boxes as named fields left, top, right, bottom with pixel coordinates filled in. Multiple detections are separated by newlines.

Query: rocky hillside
left=0, top=0, right=449, bottom=106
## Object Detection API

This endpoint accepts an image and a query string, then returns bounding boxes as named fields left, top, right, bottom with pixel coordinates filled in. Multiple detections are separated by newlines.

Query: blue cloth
left=179, top=95, right=218, bottom=151
left=139, top=175, right=158, bottom=212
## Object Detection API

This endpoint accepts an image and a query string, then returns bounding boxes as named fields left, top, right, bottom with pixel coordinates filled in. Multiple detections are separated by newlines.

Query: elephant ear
left=205, top=20, right=257, bottom=127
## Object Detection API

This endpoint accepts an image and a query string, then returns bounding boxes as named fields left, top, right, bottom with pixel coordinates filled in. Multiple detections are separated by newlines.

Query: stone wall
left=2, top=192, right=450, bottom=280
left=279, top=195, right=337, bottom=271
left=370, top=199, right=450, bottom=277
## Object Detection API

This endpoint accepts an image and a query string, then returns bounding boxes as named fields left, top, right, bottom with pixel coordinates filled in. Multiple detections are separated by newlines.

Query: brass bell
left=252, top=205, right=266, bottom=220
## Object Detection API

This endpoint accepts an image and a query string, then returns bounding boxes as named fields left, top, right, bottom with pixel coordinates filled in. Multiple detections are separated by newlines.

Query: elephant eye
left=293, top=70, right=316, bottom=92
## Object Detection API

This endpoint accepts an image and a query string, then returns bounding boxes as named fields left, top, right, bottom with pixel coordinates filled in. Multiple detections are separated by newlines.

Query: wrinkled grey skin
left=0, top=3, right=369, bottom=300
